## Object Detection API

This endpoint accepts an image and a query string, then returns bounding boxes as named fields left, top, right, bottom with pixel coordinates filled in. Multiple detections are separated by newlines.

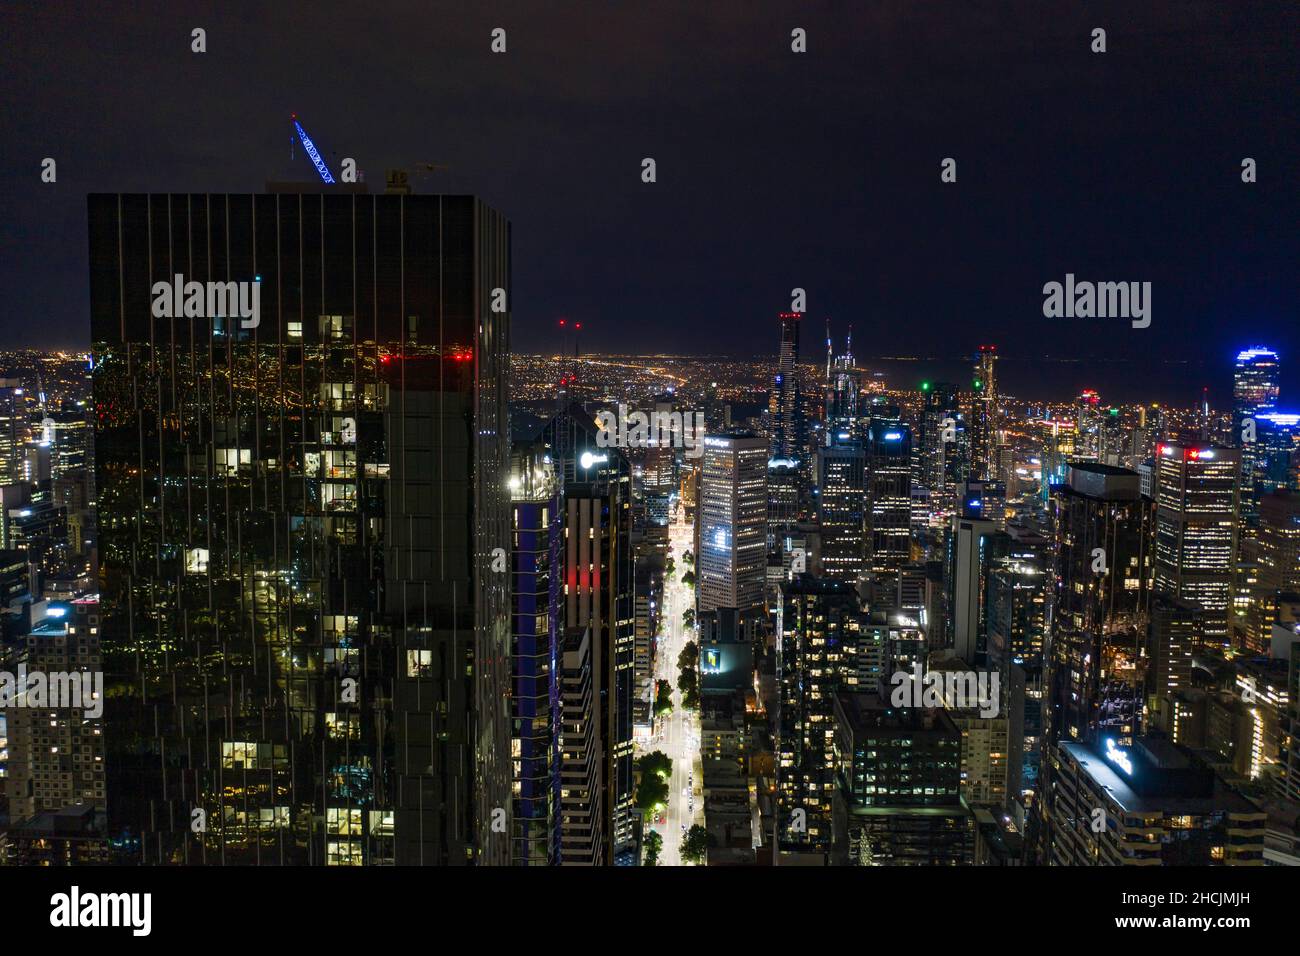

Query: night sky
left=3, top=1, right=1297, bottom=403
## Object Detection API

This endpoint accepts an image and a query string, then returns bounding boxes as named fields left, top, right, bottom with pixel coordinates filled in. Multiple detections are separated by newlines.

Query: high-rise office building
left=549, top=411, right=635, bottom=863
left=1045, top=464, right=1153, bottom=749
left=1234, top=347, right=1282, bottom=534
left=865, top=419, right=912, bottom=574
left=1039, top=417, right=1076, bottom=505
left=1, top=600, right=104, bottom=823
left=776, top=575, right=863, bottom=856
left=824, top=326, right=860, bottom=443
left=986, top=556, right=1047, bottom=674
left=509, top=436, right=562, bottom=865
left=0, top=381, right=26, bottom=485
left=1147, top=595, right=1200, bottom=706
left=766, top=459, right=800, bottom=550
left=815, top=440, right=865, bottom=582
left=1153, top=442, right=1241, bottom=645
left=1051, top=738, right=1265, bottom=865
left=1038, top=463, right=1154, bottom=864
left=970, top=345, right=999, bottom=481
left=1253, top=411, right=1300, bottom=496
left=46, top=411, right=91, bottom=480
left=831, top=691, right=973, bottom=865
left=916, top=381, right=969, bottom=523
left=1075, top=389, right=1103, bottom=462
left=1249, top=491, right=1300, bottom=652
left=771, top=312, right=802, bottom=463
left=559, top=627, right=604, bottom=865
left=698, top=432, right=768, bottom=615
left=1235, top=347, right=1282, bottom=421
left=947, top=509, right=1001, bottom=664
left=91, top=191, right=512, bottom=865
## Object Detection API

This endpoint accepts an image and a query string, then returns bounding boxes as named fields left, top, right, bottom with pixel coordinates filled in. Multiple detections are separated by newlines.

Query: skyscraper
left=1045, top=463, right=1153, bottom=748
left=559, top=627, right=604, bottom=865
left=1234, top=347, right=1282, bottom=427
left=509, top=435, right=562, bottom=865
left=1234, top=347, right=1282, bottom=534
left=865, top=418, right=913, bottom=574
left=986, top=556, right=1048, bottom=674
left=831, top=691, right=973, bottom=865
left=970, top=345, right=999, bottom=481
left=91, top=191, right=512, bottom=865
left=0, top=381, right=26, bottom=485
left=698, top=432, right=768, bottom=615
left=1038, top=463, right=1154, bottom=863
left=1050, top=738, right=1264, bottom=866
left=815, top=440, right=865, bottom=582
left=824, top=326, right=860, bottom=442
left=1075, top=390, right=1104, bottom=462
left=776, top=575, right=862, bottom=857
left=916, top=381, right=968, bottom=522
left=1147, top=595, right=1199, bottom=706
left=771, top=312, right=802, bottom=463
left=1251, top=491, right=1300, bottom=651
left=947, top=509, right=1000, bottom=664
left=1153, top=442, right=1241, bottom=646
left=548, top=411, right=635, bottom=863
left=1, top=600, right=104, bottom=824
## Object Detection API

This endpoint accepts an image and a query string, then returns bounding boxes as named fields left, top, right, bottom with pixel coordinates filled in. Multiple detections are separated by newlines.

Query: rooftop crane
left=290, top=113, right=336, bottom=184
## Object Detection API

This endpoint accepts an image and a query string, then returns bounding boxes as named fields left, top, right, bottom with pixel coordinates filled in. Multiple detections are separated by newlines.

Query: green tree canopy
left=643, top=830, right=663, bottom=866
left=638, top=750, right=673, bottom=780
left=677, top=640, right=698, bottom=670
left=635, top=774, right=669, bottom=813
left=682, top=824, right=711, bottom=864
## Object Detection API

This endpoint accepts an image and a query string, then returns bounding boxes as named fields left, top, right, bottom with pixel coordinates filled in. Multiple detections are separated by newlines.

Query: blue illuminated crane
left=291, top=113, right=336, bottom=184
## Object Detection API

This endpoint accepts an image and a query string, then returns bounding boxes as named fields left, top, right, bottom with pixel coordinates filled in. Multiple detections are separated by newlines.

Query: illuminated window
left=407, top=649, right=433, bottom=677
left=327, top=807, right=363, bottom=836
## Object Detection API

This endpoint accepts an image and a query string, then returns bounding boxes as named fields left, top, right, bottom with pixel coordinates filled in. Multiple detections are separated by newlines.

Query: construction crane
left=290, top=113, right=336, bottom=184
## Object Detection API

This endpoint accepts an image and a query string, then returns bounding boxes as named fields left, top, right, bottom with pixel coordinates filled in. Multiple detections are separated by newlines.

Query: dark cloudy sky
left=2, top=1, right=1297, bottom=401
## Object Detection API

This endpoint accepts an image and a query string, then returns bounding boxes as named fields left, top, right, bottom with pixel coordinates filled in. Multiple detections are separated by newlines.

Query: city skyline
left=0, top=5, right=1296, bottom=928
left=3, top=1, right=1298, bottom=374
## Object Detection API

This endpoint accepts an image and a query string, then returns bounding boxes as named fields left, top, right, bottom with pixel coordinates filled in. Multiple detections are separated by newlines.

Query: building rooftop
left=834, top=690, right=959, bottom=736
left=1061, top=740, right=1262, bottom=816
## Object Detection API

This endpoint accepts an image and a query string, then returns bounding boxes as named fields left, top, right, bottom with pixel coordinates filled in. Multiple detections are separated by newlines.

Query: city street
left=640, top=503, right=705, bottom=865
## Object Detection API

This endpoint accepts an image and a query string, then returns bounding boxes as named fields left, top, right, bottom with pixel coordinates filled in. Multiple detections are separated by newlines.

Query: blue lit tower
left=1234, top=347, right=1281, bottom=532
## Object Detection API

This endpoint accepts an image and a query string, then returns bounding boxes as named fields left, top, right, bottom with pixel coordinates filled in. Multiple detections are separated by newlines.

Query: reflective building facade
left=90, top=192, right=511, bottom=864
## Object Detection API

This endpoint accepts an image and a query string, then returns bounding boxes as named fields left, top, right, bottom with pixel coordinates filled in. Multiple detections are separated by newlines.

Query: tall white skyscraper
left=699, top=432, right=768, bottom=615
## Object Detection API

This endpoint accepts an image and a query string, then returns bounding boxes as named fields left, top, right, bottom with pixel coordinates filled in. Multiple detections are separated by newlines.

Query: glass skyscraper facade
left=90, top=191, right=512, bottom=865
